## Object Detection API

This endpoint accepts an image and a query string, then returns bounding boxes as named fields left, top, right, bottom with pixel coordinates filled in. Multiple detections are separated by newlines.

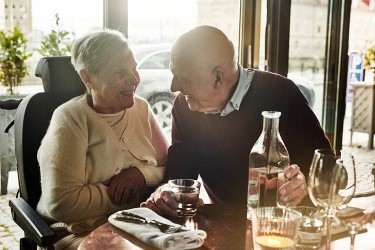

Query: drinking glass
left=307, top=149, right=356, bottom=250
left=251, top=207, right=302, bottom=250
left=293, top=206, right=325, bottom=249
left=168, top=179, right=201, bottom=217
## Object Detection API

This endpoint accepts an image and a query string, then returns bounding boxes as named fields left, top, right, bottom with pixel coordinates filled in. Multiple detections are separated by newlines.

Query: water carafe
left=247, top=111, right=289, bottom=218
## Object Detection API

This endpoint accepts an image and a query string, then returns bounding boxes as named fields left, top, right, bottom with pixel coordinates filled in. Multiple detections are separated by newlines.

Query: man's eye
left=115, top=71, right=125, bottom=77
left=177, top=76, right=187, bottom=83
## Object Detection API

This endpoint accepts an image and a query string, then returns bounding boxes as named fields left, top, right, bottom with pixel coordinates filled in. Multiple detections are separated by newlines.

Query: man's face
left=169, top=52, right=220, bottom=112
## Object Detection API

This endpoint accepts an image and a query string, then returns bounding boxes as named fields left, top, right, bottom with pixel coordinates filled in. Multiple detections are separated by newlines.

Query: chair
left=0, top=98, right=21, bottom=195
left=8, top=56, right=86, bottom=249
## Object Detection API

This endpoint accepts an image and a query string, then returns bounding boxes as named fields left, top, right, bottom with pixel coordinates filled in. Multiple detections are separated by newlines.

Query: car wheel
left=148, top=93, right=175, bottom=134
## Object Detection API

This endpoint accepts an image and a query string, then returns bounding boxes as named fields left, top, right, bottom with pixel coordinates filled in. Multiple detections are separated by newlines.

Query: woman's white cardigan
left=36, top=94, right=168, bottom=233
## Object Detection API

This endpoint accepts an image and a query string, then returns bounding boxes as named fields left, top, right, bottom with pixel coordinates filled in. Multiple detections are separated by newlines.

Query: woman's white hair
left=71, top=29, right=130, bottom=77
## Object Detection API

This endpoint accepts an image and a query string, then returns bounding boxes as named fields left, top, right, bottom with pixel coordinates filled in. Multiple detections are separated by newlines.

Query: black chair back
left=14, top=56, right=85, bottom=209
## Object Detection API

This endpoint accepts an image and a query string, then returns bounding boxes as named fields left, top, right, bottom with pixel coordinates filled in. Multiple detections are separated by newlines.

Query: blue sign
left=346, top=52, right=364, bottom=102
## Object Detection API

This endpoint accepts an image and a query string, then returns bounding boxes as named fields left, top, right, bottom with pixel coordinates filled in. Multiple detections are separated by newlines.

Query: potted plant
left=363, top=41, right=375, bottom=82
left=38, top=14, right=74, bottom=56
left=0, top=27, right=32, bottom=95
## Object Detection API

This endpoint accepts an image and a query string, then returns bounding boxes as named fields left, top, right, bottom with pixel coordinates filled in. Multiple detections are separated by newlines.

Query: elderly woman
left=36, top=29, right=169, bottom=249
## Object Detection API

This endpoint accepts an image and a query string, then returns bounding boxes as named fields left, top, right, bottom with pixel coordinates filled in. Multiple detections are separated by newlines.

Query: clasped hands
left=103, top=167, right=146, bottom=205
left=140, top=164, right=307, bottom=217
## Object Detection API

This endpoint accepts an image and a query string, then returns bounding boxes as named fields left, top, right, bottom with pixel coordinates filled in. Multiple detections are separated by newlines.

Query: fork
left=114, top=211, right=187, bottom=234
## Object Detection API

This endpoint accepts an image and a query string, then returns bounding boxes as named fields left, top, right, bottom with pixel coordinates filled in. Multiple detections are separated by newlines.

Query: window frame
left=105, top=0, right=352, bottom=148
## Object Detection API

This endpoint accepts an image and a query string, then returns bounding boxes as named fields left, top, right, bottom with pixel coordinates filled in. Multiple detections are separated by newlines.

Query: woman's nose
left=128, top=70, right=140, bottom=86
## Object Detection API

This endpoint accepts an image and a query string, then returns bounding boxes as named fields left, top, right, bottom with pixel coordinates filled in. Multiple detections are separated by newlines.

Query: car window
left=138, top=52, right=170, bottom=69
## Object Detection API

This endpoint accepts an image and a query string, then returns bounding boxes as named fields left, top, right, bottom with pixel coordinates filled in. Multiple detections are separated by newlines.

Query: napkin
left=108, top=208, right=207, bottom=250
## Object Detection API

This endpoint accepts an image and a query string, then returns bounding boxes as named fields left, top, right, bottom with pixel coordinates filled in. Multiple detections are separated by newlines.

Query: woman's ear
left=79, top=69, right=93, bottom=90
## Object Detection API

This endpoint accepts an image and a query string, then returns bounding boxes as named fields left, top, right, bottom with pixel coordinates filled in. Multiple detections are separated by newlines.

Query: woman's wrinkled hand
left=103, top=167, right=146, bottom=205
left=278, top=164, right=307, bottom=207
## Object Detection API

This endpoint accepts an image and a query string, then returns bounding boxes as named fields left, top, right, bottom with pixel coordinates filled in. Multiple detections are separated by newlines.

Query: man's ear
left=79, top=69, right=93, bottom=90
left=215, top=73, right=221, bottom=83
left=213, top=67, right=223, bottom=89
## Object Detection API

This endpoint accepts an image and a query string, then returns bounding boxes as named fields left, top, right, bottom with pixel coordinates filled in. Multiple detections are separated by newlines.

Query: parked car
left=288, top=73, right=315, bottom=107
left=133, top=44, right=175, bottom=133
left=133, top=44, right=315, bottom=133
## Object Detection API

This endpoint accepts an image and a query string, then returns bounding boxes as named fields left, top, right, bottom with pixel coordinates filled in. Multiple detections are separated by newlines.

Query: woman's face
left=89, top=51, right=140, bottom=114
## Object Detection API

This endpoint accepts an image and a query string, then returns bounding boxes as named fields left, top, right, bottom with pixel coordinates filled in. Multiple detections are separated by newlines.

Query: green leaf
left=38, top=13, right=75, bottom=57
left=0, top=27, right=32, bottom=93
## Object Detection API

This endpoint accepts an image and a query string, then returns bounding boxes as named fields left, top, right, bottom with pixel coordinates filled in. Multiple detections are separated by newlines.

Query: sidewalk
left=0, top=193, right=22, bottom=250
left=0, top=171, right=21, bottom=249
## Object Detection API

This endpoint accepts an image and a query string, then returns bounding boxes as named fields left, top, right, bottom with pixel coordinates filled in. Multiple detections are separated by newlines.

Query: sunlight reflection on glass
left=184, top=218, right=198, bottom=230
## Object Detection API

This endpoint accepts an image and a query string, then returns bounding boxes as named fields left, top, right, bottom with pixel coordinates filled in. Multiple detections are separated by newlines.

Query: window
left=127, top=0, right=241, bottom=134
left=138, top=52, right=170, bottom=70
left=1, top=0, right=103, bottom=89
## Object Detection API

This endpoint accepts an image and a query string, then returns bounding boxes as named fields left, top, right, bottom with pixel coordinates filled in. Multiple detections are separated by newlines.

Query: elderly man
left=141, top=25, right=331, bottom=216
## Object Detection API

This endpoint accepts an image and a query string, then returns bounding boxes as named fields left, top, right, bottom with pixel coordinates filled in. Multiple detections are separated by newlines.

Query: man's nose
left=170, top=78, right=180, bottom=92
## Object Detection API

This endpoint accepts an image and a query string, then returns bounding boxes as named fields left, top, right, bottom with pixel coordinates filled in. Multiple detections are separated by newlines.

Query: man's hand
left=278, top=164, right=307, bottom=207
left=140, top=184, right=179, bottom=217
left=103, top=167, right=146, bottom=205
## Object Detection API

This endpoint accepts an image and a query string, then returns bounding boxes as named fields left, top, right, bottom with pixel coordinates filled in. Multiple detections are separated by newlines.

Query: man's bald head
left=171, top=25, right=236, bottom=71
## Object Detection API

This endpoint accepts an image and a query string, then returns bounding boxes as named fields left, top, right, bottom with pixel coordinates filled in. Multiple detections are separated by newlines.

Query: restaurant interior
left=0, top=0, right=375, bottom=249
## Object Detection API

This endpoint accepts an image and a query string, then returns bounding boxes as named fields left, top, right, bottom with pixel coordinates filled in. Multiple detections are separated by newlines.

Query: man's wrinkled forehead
left=170, top=43, right=212, bottom=71
left=169, top=53, right=194, bottom=77
left=170, top=47, right=184, bottom=65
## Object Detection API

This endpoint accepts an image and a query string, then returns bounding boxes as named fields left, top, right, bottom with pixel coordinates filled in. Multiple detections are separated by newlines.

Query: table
left=78, top=202, right=375, bottom=250
left=78, top=205, right=248, bottom=249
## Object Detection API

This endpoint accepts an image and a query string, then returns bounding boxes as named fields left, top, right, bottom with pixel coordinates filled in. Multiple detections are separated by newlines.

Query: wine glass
left=307, top=149, right=356, bottom=250
left=336, top=206, right=370, bottom=250
left=336, top=158, right=374, bottom=250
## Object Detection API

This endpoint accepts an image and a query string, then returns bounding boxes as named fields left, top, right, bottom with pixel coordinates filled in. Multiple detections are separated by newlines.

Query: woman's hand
left=103, top=167, right=146, bottom=205
left=278, top=164, right=307, bottom=207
